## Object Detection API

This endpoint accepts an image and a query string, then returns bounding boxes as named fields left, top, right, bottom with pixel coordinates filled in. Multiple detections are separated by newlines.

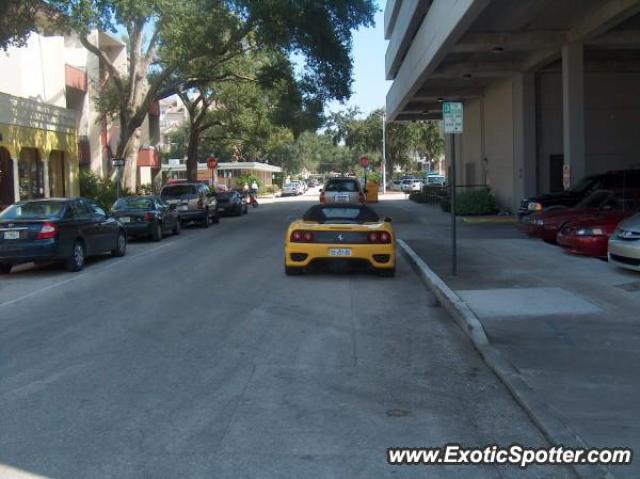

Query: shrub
left=440, top=189, right=498, bottom=216
left=79, top=169, right=131, bottom=210
left=136, top=183, right=154, bottom=195
left=235, top=174, right=262, bottom=189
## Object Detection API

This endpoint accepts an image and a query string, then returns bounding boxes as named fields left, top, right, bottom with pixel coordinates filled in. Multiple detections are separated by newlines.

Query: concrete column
left=42, top=157, right=50, bottom=198
left=512, top=72, right=537, bottom=203
left=562, top=42, right=586, bottom=185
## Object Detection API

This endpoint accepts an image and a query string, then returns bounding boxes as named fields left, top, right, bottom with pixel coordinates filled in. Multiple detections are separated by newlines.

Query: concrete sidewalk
left=395, top=201, right=640, bottom=479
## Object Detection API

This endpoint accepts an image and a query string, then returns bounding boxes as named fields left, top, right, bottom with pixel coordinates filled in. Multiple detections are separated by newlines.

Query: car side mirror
left=384, top=217, right=392, bottom=223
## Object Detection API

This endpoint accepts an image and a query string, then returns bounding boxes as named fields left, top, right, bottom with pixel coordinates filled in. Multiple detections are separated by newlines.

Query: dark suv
left=160, top=183, right=219, bottom=227
left=518, top=170, right=640, bottom=221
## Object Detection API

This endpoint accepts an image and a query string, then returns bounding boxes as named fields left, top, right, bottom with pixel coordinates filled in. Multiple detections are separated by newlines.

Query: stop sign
left=360, top=156, right=369, bottom=168
left=207, top=157, right=218, bottom=169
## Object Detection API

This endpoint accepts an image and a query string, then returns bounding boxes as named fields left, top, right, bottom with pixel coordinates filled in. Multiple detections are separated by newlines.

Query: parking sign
left=443, top=102, right=463, bottom=134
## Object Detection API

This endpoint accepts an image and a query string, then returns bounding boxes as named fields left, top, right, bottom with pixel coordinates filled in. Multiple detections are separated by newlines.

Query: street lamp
left=373, top=110, right=387, bottom=194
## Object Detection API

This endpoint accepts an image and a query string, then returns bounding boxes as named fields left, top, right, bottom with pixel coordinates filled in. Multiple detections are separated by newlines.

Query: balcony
left=0, top=92, right=76, bottom=134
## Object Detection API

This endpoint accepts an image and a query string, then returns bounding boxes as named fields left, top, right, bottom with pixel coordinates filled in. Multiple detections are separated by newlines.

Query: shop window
left=18, top=148, right=44, bottom=200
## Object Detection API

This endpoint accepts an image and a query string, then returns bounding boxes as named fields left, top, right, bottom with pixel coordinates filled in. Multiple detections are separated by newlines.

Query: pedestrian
left=243, top=182, right=249, bottom=194
left=250, top=180, right=258, bottom=195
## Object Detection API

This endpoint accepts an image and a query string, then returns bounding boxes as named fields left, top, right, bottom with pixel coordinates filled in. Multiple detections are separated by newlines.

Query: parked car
left=518, top=169, right=640, bottom=222
left=160, top=182, right=219, bottom=227
left=387, top=179, right=403, bottom=191
left=320, top=177, right=366, bottom=203
left=0, top=198, right=127, bottom=273
left=522, top=189, right=640, bottom=242
left=217, top=191, right=248, bottom=216
left=307, top=179, right=319, bottom=188
left=556, top=210, right=632, bottom=258
left=282, top=182, right=303, bottom=196
left=608, top=213, right=640, bottom=271
left=111, top=196, right=180, bottom=241
left=294, top=180, right=308, bottom=193
left=401, top=178, right=423, bottom=193
left=426, top=174, right=446, bottom=186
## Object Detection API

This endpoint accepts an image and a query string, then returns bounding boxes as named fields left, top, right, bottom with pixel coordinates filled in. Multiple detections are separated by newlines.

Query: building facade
left=385, top=0, right=640, bottom=210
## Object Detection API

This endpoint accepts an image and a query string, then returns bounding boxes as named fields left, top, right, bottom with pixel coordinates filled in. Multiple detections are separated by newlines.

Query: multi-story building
left=0, top=29, right=161, bottom=208
left=385, top=0, right=640, bottom=210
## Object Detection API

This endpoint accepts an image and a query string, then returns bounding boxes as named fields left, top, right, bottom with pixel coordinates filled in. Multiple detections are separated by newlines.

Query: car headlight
left=576, top=227, right=604, bottom=236
left=528, top=202, right=543, bottom=211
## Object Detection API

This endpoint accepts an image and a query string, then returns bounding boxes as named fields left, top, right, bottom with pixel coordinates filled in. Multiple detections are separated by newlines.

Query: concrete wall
left=536, top=70, right=640, bottom=195
left=0, top=33, right=66, bottom=107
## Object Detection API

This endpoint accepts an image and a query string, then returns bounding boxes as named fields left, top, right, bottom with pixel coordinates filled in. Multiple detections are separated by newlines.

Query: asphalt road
left=0, top=194, right=575, bottom=479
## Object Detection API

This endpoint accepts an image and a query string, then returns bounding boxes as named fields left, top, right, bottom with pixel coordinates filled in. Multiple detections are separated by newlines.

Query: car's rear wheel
left=212, top=211, right=220, bottom=224
left=0, top=263, right=12, bottom=274
left=66, top=241, right=85, bottom=272
left=285, top=265, right=303, bottom=276
left=112, top=231, right=127, bottom=257
left=377, top=267, right=395, bottom=278
left=151, top=223, right=163, bottom=241
left=173, top=220, right=181, bottom=235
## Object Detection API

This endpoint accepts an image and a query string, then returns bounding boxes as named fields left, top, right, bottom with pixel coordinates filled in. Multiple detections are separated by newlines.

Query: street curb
left=398, top=239, right=617, bottom=479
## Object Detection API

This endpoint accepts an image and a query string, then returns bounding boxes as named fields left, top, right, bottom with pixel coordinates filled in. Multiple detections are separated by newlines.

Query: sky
left=325, top=8, right=391, bottom=117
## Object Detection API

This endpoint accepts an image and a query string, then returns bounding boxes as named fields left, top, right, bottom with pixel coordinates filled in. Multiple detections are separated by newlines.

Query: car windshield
left=284, top=183, right=296, bottom=188
left=112, top=197, right=155, bottom=210
left=303, top=205, right=379, bottom=224
left=576, top=191, right=611, bottom=208
left=325, top=180, right=358, bottom=192
left=161, top=185, right=196, bottom=197
left=0, top=201, right=66, bottom=220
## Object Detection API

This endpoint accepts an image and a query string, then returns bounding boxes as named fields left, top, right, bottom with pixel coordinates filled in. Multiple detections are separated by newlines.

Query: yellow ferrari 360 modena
left=284, top=203, right=396, bottom=277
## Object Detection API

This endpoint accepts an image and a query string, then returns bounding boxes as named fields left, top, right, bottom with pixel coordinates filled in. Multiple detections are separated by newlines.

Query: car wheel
left=0, top=263, right=12, bottom=274
left=243, top=205, right=248, bottom=215
left=236, top=205, right=243, bottom=216
left=285, top=265, right=303, bottom=276
left=65, top=241, right=85, bottom=272
left=201, top=210, right=210, bottom=228
left=151, top=223, right=163, bottom=241
left=112, top=231, right=127, bottom=257
left=212, top=211, right=220, bottom=224
left=377, top=268, right=395, bottom=278
left=173, top=220, right=181, bottom=235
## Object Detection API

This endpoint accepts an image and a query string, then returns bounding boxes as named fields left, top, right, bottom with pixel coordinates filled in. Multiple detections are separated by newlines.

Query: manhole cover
left=386, top=409, right=409, bottom=417
left=616, top=282, right=640, bottom=292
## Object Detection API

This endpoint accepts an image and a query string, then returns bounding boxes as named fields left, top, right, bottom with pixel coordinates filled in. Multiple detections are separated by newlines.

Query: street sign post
left=112, top=158, right=125, bottom=198
left=360, top=156, right=370, bottom=193
left=442, top=102, right=464, bottom=276
left=563, top=164, right=571, bottom=190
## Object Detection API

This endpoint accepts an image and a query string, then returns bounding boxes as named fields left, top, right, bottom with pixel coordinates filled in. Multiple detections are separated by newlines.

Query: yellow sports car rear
left=284, top=204, right=396, bottom=277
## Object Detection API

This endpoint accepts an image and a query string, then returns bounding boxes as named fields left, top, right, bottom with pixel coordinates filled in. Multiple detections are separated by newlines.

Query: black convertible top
left=302, top=204, right=380, bottom=224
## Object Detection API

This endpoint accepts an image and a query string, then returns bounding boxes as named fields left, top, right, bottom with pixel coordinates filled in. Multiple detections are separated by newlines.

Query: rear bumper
left=0, top=239, right=60, bottom=264
left=557, top=233, right=608, bottom=258
left=285, top=243, right=396, bottom=269
left=122, top=222, right=154, bottom=236
left=179, top=209, right=207, bottom=221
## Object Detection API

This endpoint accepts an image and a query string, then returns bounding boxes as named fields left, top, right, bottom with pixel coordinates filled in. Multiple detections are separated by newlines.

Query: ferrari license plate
left=329, top=248, right=352, bottom=257
left=3, top=231, right=20, bottom=240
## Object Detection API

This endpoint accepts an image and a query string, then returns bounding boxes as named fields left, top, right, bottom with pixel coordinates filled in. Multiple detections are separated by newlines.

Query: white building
left=385, top=0, right=640, bottom=210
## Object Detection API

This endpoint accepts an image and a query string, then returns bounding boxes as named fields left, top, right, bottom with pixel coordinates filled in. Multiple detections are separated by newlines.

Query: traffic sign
left=360, top=156, right=370, bottom=168
left=207, top=157, right=218, bottom=170
left=112, top=158, right=125, bottom=168
left=443, top=102, right=464, bottom=134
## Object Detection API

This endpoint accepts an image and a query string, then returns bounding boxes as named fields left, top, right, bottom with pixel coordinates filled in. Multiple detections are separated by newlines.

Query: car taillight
left=319, top=192, right=326, bottom=203
left=290, top=230, right=314, bottom=242
left=144, top=212, right=154, bottom=221
left=368, top=231, right=391, bottom=244
left=36, top=222, right=58, bottom=239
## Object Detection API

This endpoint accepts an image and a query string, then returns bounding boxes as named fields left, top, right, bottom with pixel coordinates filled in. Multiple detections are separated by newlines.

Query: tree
left=42, top=0, right=374, bottom=189
left=0, top=0, right=39, bottom=51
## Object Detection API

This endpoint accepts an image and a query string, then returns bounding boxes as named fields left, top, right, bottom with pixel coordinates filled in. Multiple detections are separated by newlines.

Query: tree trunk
left=186, top=126, right=201, bottom=182
left=119, top=127, right=142, bottom=192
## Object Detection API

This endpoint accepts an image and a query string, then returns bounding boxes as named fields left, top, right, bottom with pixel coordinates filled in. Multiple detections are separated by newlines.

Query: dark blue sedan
left=0, top=198, right=127, bottom=273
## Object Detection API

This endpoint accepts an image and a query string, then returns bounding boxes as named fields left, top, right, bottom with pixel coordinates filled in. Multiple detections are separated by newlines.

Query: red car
left=521, top=190, right=639, bottom=243
left=556, top=211, right=633, bottom=258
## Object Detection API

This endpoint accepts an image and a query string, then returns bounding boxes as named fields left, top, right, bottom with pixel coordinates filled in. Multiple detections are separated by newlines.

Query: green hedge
left=79, top=170, right=132, bottom=210
left=440, top=189, right=498, bottom=216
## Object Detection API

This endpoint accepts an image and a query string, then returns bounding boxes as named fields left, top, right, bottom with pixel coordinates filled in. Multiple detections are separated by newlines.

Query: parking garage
left=385, top=0, right=640, bottom=210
